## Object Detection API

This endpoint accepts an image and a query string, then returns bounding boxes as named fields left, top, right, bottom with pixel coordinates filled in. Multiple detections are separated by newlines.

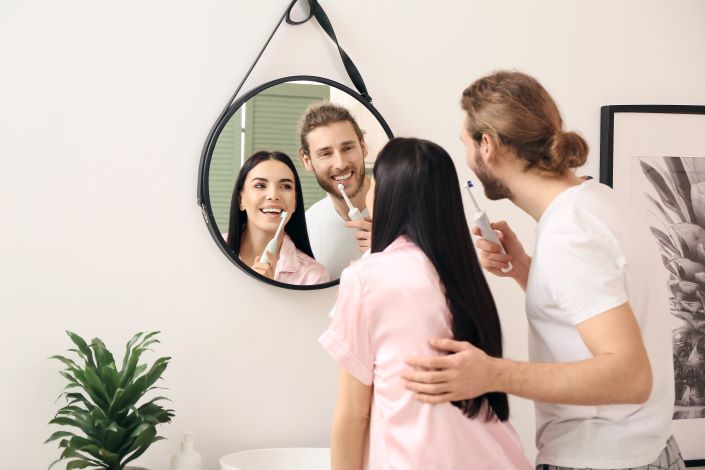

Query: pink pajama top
left=319, top=236, right=531, bottom=470
left=274, top=233, right=330, bottom=285
left=227, top=232, right=330, bottom=285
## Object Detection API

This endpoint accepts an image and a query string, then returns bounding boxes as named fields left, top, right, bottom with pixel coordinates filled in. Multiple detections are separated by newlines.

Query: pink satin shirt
left=274, top=233, right=329, bottom=285
left=227, top=232, right=330, bottom=285
left=319, top=236, right=531, bottom=469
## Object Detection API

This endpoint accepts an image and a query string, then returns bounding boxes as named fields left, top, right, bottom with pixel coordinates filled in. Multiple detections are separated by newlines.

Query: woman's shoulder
left=296, top=249, right=326, bottom=269
left=344, top=236, right=426, bottom=280
left=279, top=234, right=330, bottom=283
left=295, top=249, right=329, bottom=275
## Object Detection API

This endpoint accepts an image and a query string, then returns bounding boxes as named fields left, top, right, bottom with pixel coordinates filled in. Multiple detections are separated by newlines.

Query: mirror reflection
left=207, top=79, right=392, bottom=287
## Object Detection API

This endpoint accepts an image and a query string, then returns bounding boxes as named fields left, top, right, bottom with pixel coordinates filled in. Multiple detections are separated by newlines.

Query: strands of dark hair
left=226, top=150, right=314, bottom=259
left=371, top=137, right=509, bottom=421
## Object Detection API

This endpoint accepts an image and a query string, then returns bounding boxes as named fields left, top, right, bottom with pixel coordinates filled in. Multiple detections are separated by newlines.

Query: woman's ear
left=238, top=193, right=244, bottom=211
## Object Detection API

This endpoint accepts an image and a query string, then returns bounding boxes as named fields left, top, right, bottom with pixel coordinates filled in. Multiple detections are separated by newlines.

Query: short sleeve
left=542, top=221, right=629, bottom=325
left=318, top=267, right=373, bottom=385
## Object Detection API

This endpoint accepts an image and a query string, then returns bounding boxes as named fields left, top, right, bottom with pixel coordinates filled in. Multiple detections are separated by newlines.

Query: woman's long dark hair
left=226, top=150, right=314, bottom=259
left=371, top=137, right=509, bottom=421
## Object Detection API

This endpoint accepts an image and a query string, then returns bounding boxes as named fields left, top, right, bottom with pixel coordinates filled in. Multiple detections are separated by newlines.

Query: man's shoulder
left=543, top=183, right=620, bottom=234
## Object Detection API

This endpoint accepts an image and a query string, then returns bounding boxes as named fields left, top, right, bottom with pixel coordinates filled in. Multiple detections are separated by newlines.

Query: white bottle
left=170, top=432, right=203, bottom=470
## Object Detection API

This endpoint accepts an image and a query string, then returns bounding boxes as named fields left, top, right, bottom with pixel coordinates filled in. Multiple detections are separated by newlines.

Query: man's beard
left=313, top=161, right=366, bottom=200
left=474, top=151, right=512, bottom=200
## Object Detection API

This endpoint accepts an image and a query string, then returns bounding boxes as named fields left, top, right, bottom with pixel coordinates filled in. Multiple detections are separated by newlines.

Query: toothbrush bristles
left=464, top=181, right=481, bottom=211
left=337, top=183, right=355, bottom=211
left=273, top=211, right=288, bottom=239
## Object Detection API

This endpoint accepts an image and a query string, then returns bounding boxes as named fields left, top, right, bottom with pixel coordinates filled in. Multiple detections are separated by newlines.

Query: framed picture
left=601, top=105, right=705, bottom=466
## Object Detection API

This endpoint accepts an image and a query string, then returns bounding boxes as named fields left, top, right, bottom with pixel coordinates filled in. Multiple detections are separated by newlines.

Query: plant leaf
left=138, top=357, right=171, bottom=391
left=44, top=430, right=75, bottom=444
left=66, top=331, right=95, bottom=369
left=645, top=193, right=675, bottom=225
left=82, top=367, right=110, bottom=408
left=48, top=331, right=173, bottom=469
left=64, top=392, right=93, bottom=410
left=49, top=355, right=80, bottom=371
left=66, top=459, right=93, bottom=469
left=100, top=364, right=120, bottom=398
left=641, top=160, right=685, bottom=221
left=121, top=332, right=144, bottom=373
left=121, top=427, right=158, bottom=466
left=664, top=157, right=694, bottom=222
left=118, top=347, right=144, bottom=390
left=650, top=227, right=679, bottom=256
left=101, top=422, right=127, bottom=453
left=90, top=338, right=116, bottom=371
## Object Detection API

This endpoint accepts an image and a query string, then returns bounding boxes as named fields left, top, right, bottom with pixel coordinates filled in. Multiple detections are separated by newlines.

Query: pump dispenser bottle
left=170, top=432, right=203, bottom=470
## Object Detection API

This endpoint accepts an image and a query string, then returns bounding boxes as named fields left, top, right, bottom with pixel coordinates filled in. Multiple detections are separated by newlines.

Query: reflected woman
left=319, top=138, right=531, bottom=469
left=226, top=150, right=330, bottom=285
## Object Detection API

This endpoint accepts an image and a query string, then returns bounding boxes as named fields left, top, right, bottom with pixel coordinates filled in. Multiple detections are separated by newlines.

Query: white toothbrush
left=337, top=183, right=364, bottom=221
left=464, top=180, right=512, bottom=273
left=260, top=211, right=288, bottom=265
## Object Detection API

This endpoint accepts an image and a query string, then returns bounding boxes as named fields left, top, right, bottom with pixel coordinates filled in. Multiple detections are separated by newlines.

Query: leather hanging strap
left=198, top=0, right=374, bottom=207
left=221, top=0, right=372, bottom=117
left=288, top=0, right=372, bottom=101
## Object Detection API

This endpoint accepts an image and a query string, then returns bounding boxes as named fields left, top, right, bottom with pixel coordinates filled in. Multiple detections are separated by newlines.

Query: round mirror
left=199, top=76, right=393, bottom=290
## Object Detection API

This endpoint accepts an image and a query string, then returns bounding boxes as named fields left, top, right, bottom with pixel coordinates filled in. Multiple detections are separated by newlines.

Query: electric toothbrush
left=464, top=180, right=513, bottom=274
left=337, top=183, right=364, bottom=221
left=260, top=210, right=288, bottom=266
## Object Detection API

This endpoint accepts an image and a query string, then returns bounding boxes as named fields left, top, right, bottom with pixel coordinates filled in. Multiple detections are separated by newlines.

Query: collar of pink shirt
left=383, top=234, right=414, bottom=253
left=274, top=233, right=306, bottom=275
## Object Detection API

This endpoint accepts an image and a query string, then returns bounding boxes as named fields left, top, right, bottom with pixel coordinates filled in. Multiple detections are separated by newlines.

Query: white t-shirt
left=306, top=196, right=367, bottom=279
left=526, top=180, right=674, bottom=468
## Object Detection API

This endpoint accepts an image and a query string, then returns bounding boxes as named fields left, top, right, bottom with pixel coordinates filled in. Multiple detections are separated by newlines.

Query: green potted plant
left=46, top=331, right=174, bottom=470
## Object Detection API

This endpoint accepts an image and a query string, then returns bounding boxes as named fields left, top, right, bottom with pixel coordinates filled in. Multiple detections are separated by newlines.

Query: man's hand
left=251, top=255, right=276, bottom=279
left=472, top=220, right=531, bottom=290
left=345, top=216, right=372, bottom=253
left=401, top=338, right=496, bottom=404
left=405, top=304, right=654, bottom=407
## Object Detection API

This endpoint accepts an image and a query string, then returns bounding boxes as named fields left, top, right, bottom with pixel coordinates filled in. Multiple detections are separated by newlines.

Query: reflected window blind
left=245, top=83, right=330, bottom=210
left=208, top=83, right=330, bottom=234
left=210, top=108, right=242, bottom=233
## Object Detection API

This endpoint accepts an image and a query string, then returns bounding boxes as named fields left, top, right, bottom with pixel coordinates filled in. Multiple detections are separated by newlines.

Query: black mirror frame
left=198, top=75, right=394, bottom=290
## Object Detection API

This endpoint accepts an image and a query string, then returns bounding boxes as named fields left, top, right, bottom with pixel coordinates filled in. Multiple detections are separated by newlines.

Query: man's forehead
left=308, top=121, right=360, bottom=148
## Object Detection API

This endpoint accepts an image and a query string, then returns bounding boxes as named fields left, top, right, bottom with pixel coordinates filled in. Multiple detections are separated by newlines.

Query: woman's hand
left=251, top=255, right=277, bottom=279
left=472, top=220, right=531, bottom=290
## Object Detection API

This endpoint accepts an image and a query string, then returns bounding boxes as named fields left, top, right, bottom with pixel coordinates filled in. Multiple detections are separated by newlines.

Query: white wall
left=329, top=87, right=389, bottom=167
left=2, top=1, right=705, bottom=468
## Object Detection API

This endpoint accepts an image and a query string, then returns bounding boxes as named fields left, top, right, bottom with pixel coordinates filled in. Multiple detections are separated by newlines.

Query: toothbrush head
left=270, top=210, right=289, bottom=243
left=337, top=183, right=356, bottom=212
left=464, top=179, right=481, bottom=211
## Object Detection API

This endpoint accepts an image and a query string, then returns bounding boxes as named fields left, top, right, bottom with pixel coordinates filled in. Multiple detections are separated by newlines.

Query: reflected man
left=298, top=103, right=372, bottom=279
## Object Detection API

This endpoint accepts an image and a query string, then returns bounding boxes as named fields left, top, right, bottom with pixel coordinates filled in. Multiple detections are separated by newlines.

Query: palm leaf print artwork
left=641, top=156, right=705, bottom=420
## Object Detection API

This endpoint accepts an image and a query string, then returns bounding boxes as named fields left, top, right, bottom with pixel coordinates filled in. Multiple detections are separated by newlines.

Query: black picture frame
left=197, top=75, right=393, bottom=291
left=600, top=104, right=705, bottom=466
